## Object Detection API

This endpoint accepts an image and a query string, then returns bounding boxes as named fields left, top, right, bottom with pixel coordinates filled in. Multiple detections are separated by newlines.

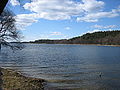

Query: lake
left=0, top=44, right=120, bottom=90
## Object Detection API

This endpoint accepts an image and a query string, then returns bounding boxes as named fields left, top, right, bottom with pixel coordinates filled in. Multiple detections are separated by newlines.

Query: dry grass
left=0, top=68, right=45, bottom=90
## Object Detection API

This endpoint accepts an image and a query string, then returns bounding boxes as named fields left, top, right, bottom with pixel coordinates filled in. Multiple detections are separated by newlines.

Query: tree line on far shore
left=30, top=30, right=120, bottom=45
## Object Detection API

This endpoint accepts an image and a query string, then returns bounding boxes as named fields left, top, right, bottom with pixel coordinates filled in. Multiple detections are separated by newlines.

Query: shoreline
left=0, top=67, right=45, bottom=90
left=25, top=43, right=120, bottom=47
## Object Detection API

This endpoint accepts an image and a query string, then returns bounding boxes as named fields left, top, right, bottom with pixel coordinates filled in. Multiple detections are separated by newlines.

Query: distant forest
left=30, top=30, right=120, bottom=45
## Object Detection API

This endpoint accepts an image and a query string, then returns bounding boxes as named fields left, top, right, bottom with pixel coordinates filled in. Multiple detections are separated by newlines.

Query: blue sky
left=8, top=0, right=120, bottom=41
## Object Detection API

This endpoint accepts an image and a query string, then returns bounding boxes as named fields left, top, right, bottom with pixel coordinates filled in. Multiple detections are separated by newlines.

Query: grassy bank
left=0, top=68, right=45, bottom=90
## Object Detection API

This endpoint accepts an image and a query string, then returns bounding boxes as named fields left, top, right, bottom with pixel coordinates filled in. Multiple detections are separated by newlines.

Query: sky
left=7, top=0, right=120, bottom=41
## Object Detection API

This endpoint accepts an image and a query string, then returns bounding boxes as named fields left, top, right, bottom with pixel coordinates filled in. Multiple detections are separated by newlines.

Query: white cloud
left=49, top=32, right=68, bottom=39
left=23, top=0, right=84, bottom=20
left=77, top=10, right=119, bottom=22
left=92, top=24, right=118, bottom=29
left=10, top=0, right=20, bottom=6
left=87, top=29, right=101, bottom=33
left=23, top=0, right=106, bottom=21
left=13, top=0, right=120, bottom=28
left=80, top=29, right=101, bottom=36
left=77, top=1, right=120, bottom=22
left=80, top=28, right=119, bottom=37
left=81, top=0, right=105, bottom=13
left=15, top=13, right=39, bottom=30
left=65, top=27, right=71, bottom=30
left=50, top=32, right=63, bottom=36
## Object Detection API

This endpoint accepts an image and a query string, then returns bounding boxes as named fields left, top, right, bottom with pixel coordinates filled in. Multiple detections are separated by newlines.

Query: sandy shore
left=0, top=67, right=45, bottom=90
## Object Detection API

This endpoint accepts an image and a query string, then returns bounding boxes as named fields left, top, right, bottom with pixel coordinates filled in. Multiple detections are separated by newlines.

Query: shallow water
left=0, top=44, right=120, bottom=90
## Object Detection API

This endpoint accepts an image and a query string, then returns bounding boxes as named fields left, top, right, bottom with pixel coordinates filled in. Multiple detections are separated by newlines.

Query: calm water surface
left=0, top=44, right=120, bottom=90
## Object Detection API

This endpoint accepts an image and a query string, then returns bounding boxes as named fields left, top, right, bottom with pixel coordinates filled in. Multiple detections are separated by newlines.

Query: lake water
left=0, top=44, right=120, bottom=90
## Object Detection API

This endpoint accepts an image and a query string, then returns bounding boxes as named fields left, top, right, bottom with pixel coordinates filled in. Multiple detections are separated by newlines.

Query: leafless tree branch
left=0, top=10, right=24, bottom=50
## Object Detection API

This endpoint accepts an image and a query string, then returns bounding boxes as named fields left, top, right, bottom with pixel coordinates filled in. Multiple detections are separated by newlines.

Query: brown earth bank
left=0, top=67, right=45, bottom=90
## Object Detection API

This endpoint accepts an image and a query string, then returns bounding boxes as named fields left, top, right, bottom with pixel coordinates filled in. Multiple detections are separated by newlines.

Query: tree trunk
left=0, top=43, right=1, bottom=50
left=0, top=0, right=9, bottom=15
left=0, top=43, right=2, bottom=50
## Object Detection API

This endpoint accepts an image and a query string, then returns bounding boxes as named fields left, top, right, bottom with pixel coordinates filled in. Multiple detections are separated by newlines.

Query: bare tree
left=0, top=10, right=24, bottom=50
left=0, top=0, right=30, bottom=50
